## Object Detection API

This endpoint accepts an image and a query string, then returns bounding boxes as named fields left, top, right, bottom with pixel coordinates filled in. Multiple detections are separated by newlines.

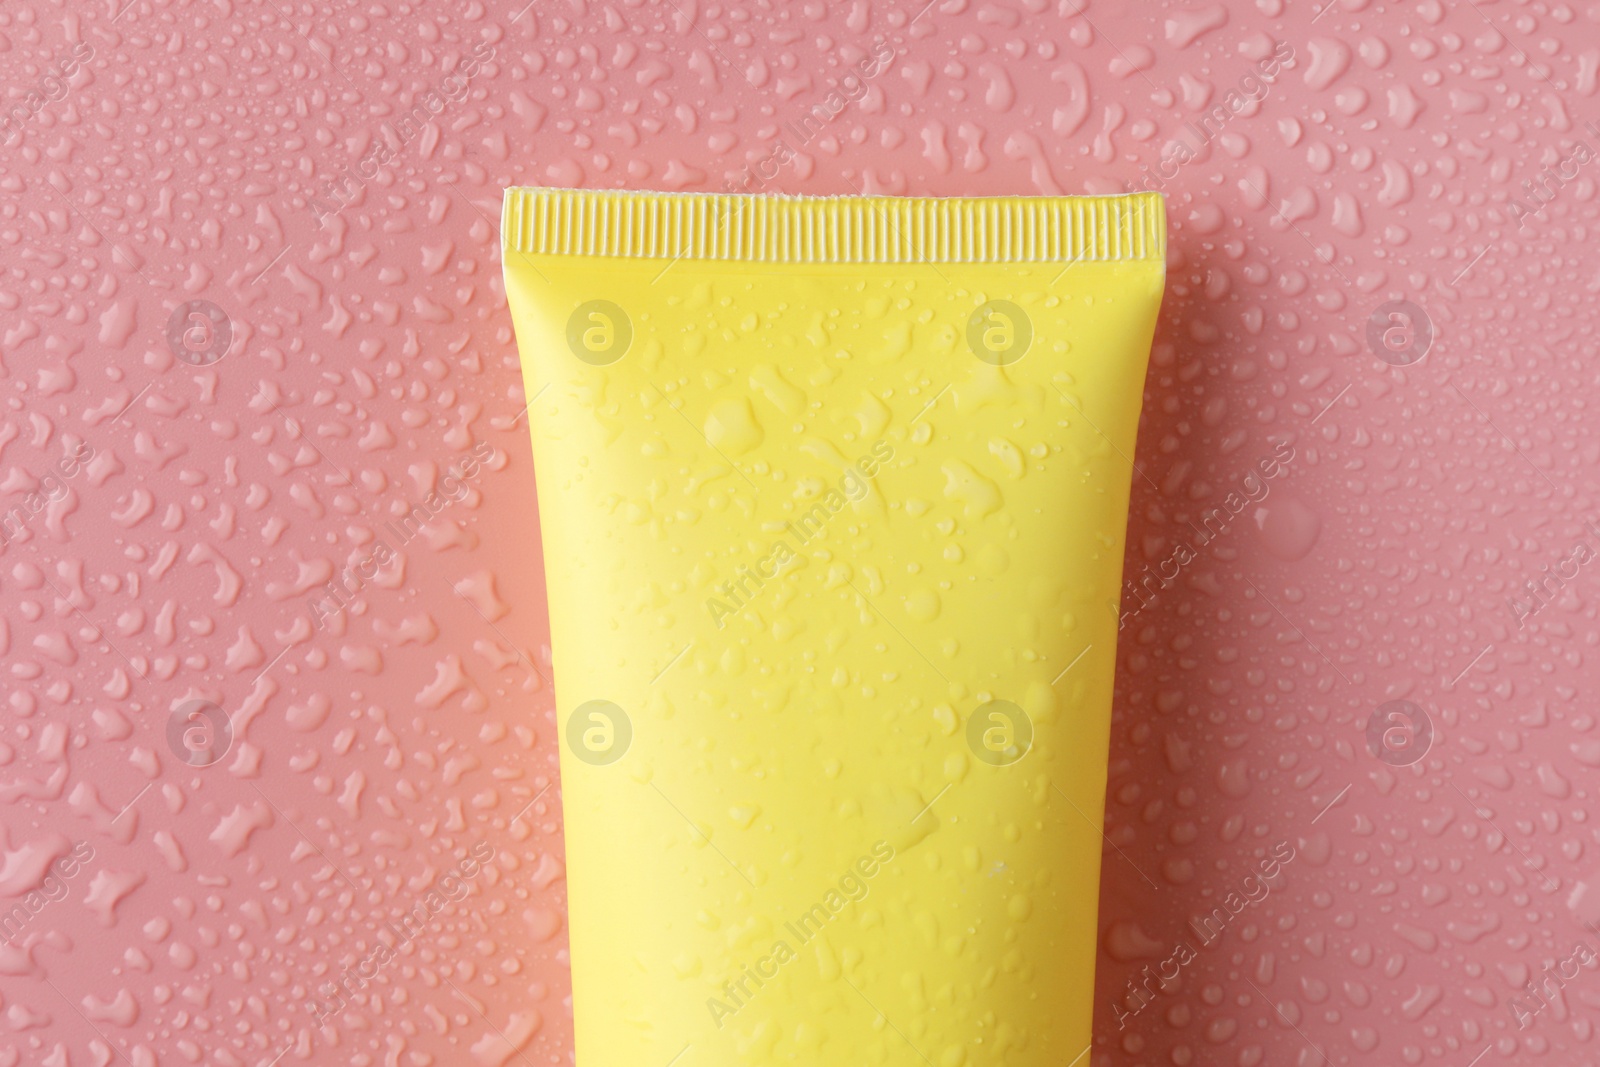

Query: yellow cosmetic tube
left=502, top=189, right=1165, bottom=1067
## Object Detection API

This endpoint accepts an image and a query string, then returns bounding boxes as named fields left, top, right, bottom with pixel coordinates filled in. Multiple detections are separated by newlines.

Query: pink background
left=3, top=0, right=1597, bottom=1064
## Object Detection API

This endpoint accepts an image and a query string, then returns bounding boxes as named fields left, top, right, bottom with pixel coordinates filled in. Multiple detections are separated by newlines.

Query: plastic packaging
left=502, top=188, right=1165, bottom=1066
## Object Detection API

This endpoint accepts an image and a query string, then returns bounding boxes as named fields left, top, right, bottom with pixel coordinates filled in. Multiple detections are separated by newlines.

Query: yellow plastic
left=502, top=188, right=1165, bottom=1067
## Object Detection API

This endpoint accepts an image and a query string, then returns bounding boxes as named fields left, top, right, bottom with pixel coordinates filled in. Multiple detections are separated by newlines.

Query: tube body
left=503, top=189, right=1165, bottom=1067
